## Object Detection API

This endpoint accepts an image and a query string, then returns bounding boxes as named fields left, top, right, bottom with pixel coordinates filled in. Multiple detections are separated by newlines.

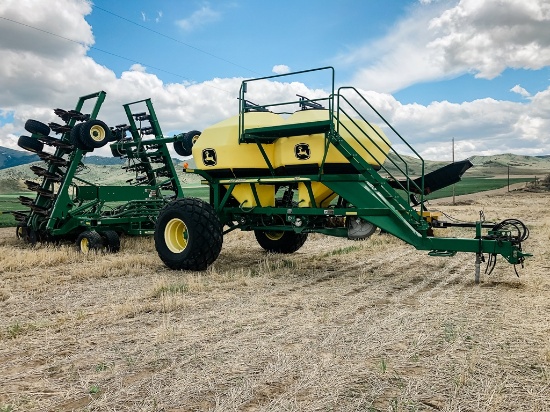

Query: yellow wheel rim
left=90, top=124, right=106, bottom=142
left=265, top=231, right=284, bottom=241
left=165, top=218, right=189, bottom=253
left=192, top=134, right=200, bottom=145
left=80, top=237, right=90, bottom=254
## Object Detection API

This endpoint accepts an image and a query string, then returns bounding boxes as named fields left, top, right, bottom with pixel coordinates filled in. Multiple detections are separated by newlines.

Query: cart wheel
left=254, top=230, right=308, bottom=253
left=183, top=130, right=201, bottom=153
left=101, top=230, right=120, bottom=253
left=174, top=130, right=201, bottom=157
left=347, top=217, right=377, bottom=240
left=25, top=228, right=38, bottom=245
left=79, top=119, right=112, bottom=149
left=25, top=119, right=51, bottom=136
left=16, top=224, right=27, bottom=240
left=18, top=135, right=44, bottom=153
left=173, top=140, right=188, bottom=157
left=76, top=230, right=103, bottom=254
left=110, top=143, right=124, bottom=157
left=154, top=197, right=223, bottom=270
left=70, top=123, right=85, bottom=147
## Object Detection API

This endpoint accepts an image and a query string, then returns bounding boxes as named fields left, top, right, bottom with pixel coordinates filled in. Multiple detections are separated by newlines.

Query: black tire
left=254, top=230, right=308, bottom=253
left=347, top=217, right=377, bottom=240
left=16, top=223, right=27, bottom=240
left=25, top=119, right=51, bottom=136
left=109, top=128, right=123, bottom=142
left=183, top=130, right=201, bottom=153
left=110, top=143, right=124, bottom=157
left=25, top=228, right=38, bottom=245
left=18, top=135, right=44, bottom=153
left=154, top=197, right=223, bottom=270
left=76, top=230, right=103, bottom=254
left=70, top=123, right=85, bottom=147
left=79, top=119, right=112, bottom=149
left=173, top=140, right=189, bottom=157
left=101, top=230, right=120, bottom=253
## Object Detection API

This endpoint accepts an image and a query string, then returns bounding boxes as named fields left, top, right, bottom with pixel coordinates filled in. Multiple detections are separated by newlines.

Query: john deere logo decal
left=202, top=148, right=217, bottom=166
left=294, top=143, right=310, bottom=160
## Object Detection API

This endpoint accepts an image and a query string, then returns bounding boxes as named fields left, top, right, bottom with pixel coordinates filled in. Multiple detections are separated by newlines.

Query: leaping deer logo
left=202, top=148, right=217, bottom=166
left=294, top=143, right=310, bottom=160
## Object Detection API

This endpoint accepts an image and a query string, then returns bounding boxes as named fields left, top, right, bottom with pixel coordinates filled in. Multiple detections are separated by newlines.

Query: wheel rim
left=192, top=134, right=199, bottom=145
left=90, top=125, right=106, bottom=142
left=265, top=231, right=284, bottom=241
left=164, top=218, right=189, bottom=253
left=80, top=237, right=90, bottom=254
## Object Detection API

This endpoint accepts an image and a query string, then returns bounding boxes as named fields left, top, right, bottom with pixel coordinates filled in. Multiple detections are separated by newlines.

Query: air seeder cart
left=14, top=92, right=187, bottom=252
left=154, top=67, right=530, bottom=282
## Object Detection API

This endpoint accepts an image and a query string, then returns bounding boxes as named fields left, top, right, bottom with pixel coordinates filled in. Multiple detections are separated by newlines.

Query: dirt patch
left=1, top=190, right=549, bottom=411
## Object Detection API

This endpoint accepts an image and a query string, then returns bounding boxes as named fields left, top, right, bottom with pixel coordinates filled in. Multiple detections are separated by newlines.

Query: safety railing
left=336, top=87, right=426, bottom=212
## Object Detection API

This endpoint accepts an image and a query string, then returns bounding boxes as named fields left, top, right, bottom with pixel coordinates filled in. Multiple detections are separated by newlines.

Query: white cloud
left=0, top=0, right=93, bottom=59
left=510, top=84, right=531, bottom=98
left=0, top=0, right=549, bottom=162
left=429, top=0, right=550, bottom=79
left=130, top=63, right=147, bottom=73
left=176, top=4, right=221, bottom=32
left=272, top=65, right=291, bottom=75
left=342, top=0, right=550, bottom=93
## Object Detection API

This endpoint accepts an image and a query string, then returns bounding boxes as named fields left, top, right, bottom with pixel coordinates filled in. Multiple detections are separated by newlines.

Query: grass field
left=0, top=189, right=548, bottom=411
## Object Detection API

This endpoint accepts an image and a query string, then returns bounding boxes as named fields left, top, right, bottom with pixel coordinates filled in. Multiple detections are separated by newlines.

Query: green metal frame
left=187, top=67, right=529, bottom=268
left=21, top=93, right=184, bottom=240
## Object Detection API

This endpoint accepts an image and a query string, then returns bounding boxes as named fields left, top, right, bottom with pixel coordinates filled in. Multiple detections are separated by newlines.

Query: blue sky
left=0, top=0, right=549, bottom=160
left=86, top=1, right=408, bottom=86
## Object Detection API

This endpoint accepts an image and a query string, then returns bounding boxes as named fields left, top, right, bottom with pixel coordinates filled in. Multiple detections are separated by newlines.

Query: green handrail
left=336, top=87, right=426, bottom=211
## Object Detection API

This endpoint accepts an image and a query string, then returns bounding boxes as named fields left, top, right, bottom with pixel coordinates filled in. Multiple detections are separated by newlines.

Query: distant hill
left=84, top=155, right=126, bottom=166
left=0, top=158, right=200, bottom=194
left=0, top=147, right=39, bottom=169
left=0, top=145, right=196, bottom=170
left=1, top=147, right=550, bottom=195
left=383, top=153, right=550, bottom=178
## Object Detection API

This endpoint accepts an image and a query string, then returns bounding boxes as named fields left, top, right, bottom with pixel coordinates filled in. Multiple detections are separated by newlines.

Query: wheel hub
left=90, top=125, right=106, bottom=142
left=165, top=218, right=189, bottom=253
left=265, top=231, right=284, bottom=241
left=80, top=237, right=90, bottom=253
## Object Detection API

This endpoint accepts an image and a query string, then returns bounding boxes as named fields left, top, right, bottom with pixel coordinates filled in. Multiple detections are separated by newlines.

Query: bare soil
left=1, top=190, right=549, bottom=411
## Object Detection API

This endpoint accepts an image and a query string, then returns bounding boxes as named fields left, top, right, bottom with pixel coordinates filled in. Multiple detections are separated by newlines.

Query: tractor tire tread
left=155, top=197, right=223, bottom=270
left=18, top=135, right=44, bottom=153
left=254, top=230, right=308, bottom=253
left=25, top=119, right=51, bottom=136
left=101, top=230, right=120, bottom=253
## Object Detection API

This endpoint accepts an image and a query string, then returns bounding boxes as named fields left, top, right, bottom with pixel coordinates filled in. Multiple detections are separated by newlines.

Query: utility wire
left=92, top=5, right=263, bottom=77
left=0, top=15, right=234, bottom=94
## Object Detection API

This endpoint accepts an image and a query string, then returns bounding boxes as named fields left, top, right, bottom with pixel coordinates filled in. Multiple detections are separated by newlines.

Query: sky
left=0, top=0, right=549, bottom=161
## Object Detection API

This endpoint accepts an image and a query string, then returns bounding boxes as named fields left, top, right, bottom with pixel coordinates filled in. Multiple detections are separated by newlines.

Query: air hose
left=483, top=218, right=530, bottom=276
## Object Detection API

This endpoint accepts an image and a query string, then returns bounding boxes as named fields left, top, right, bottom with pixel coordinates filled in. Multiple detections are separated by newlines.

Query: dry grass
left=1, top=191, right=550, bottom=411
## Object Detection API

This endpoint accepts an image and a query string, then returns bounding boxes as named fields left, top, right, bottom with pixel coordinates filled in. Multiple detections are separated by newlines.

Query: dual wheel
left=70, top=119, right=113, bottom=151
left=17, top=118, right=112, bottom=153
left=173, top=130, right=201, bottom=157
left=76, top=230, right=120, bottom=254
left=155, top=198, right=223, bottom=270
left=155, top=198, right=308, bottom=271
left=17, top=119, right=52, bottom=153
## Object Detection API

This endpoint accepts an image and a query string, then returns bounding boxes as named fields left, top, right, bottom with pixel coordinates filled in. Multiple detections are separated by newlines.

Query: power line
left=92, top=5, right=263, bottom=76
left=0, top=15, right=234, bottom=94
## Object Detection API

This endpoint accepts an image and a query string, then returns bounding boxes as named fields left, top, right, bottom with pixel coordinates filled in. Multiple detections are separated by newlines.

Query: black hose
left=490, top=218, right=529, bottom=242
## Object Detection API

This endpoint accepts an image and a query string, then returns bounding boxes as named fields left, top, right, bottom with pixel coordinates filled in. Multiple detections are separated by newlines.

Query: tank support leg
left=475, top=253, right=482, bottom=284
